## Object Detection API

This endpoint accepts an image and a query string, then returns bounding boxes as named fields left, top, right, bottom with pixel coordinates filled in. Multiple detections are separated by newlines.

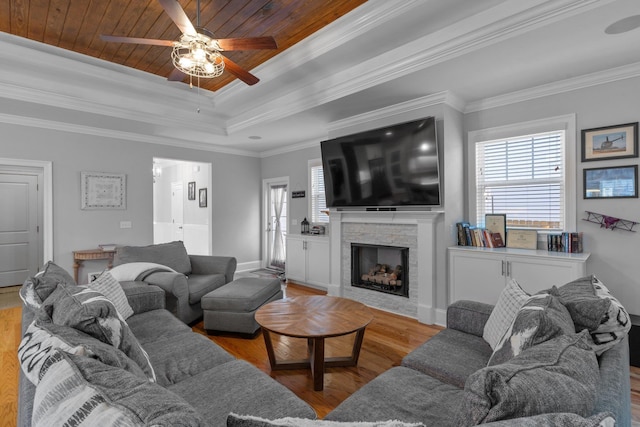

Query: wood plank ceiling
left=0, top=0, right=367, bottom=92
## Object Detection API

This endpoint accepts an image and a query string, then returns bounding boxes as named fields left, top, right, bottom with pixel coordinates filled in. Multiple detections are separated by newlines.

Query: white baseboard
left=236, top=260, right=261, bottom=273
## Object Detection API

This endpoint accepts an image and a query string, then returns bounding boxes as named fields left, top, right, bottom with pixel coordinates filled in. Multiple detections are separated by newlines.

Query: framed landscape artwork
left=581, top=122, right=638, bottom=161
left=583, top=165, right=638, bottom=199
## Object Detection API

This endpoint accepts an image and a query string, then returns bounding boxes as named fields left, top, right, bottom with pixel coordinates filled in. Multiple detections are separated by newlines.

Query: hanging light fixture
left=171, top=29, right=225, bottom=78
left=170, top=0, right=224, bottom=79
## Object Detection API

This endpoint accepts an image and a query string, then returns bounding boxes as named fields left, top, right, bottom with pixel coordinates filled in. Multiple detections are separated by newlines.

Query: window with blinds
left=310, top=162, right=329, bottom=223
left=476, top=131, right=565, bottom=231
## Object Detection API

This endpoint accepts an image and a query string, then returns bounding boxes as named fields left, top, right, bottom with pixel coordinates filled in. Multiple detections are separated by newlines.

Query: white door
left=171, top=182, right=184, bottom=242
left=0, top=173, right=40, bottom=287
left=264, top=179, right=288, bottom=270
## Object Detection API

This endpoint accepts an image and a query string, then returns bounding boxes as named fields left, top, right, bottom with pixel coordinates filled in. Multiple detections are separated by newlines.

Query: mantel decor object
left=81, top=172, right=126, bottom=210
left=301, top=217, right=310, bottom=234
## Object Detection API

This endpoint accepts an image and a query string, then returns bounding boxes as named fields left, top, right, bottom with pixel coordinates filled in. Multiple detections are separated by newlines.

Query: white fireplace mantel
left=328, top=210, right=443, bottom=324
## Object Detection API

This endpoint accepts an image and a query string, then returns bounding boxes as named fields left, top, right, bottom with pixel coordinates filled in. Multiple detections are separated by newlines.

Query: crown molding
left=0, top=113, right=259, bottom=157
left=215, top=0, right=424, bottom=104
left=327, top=91, right=463, bottom=133
left=259, top=138, right=323, bottom=158
left=465, top=61, right=640, bottom=113
left=227, top=0, right=608, bottom=134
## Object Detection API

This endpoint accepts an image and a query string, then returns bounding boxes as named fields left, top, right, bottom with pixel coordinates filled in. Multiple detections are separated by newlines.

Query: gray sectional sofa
left=325, top=285, right=631, bottom=426
left=17, top=263, right=316, bottom=426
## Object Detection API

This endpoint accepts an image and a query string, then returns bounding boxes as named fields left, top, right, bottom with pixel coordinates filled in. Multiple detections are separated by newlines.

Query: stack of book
left=456, top=222, right=504, bottom=248
left=547, top=232, right=583, bottom=253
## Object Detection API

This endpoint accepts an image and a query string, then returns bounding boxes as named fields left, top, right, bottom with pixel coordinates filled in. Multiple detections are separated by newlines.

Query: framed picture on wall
left=81, top=171, right=126, bottom=210
left=188, top=182, right=196, bottom=200
left=581, top=122, right=638, bottom=161
left=583, top=165, right=638, bottom=199
left=199, top=188, right=207, bottom=207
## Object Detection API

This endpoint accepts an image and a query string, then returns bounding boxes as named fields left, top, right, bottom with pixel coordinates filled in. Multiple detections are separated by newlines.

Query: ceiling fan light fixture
left=171, top=33, right=225, bottom=78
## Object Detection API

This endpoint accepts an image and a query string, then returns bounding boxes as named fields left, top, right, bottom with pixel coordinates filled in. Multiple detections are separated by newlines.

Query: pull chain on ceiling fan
left=101, top=0, right=277, bottom=86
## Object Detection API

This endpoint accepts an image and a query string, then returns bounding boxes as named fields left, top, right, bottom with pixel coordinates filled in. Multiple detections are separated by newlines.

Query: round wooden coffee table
left=255, top=295, right=374, bottom=391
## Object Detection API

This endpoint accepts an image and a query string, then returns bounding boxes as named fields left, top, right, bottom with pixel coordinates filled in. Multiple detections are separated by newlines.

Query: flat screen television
left=320, top=116, right=440, bottom=208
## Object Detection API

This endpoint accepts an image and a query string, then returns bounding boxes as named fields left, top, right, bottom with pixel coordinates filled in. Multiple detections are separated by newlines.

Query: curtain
left=270, top=185, right=286, bottom=270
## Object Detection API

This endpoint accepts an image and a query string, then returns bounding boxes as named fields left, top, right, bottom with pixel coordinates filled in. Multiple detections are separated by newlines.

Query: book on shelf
left=99, top=244, right=117, bottom=251
left=546, top=232, right=583, bottom=253
left=455, top=222, right=504, bottom=248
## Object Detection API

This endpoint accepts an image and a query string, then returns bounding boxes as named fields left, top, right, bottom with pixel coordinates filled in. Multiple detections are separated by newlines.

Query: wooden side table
left=72, top=249, right=116, bottom=283
left=255, top=295, right=373, bottom=391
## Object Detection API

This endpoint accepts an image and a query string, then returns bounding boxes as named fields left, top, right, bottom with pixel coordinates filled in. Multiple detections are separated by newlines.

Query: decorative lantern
left=301, top=217, right=310, bottom=234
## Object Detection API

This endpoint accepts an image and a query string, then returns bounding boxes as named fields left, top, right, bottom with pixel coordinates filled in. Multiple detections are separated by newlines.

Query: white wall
left=0, top=121, right=262, bottom=283
left=465, top=76, right=640, bottom=316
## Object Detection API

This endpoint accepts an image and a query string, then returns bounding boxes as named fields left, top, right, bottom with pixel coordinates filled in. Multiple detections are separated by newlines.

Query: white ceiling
left=1, top=0, right=640, bottom=157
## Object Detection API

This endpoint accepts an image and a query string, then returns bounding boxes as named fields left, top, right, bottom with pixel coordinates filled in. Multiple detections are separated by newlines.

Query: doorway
left=263, top=177, right=288, bottom=271
left=0, top=159, right=52, bottom=287
left=153, top=158, right=212, bottom=255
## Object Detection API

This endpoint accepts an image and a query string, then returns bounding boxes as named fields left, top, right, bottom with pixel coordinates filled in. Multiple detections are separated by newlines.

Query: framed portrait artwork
left=583, top=165, right=638, bottom=199
left=485, top=214, right=506, bottom=246
left=199, top=188, right=207, bottom=207
left=81, top=172, right=126, bottom=210
left=581, top=122, right=638, bottom=161
left=188, top=182, right=196, bottom=200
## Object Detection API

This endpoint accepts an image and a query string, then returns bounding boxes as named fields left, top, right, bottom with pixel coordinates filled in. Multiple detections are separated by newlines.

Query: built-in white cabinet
left=448, top=246, right=590, bottom=305
left=286, top=234, right=330, bottom=287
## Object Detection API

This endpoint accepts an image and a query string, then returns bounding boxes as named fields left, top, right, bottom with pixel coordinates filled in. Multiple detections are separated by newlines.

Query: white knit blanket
left=109, top=262, right=178, bottom=282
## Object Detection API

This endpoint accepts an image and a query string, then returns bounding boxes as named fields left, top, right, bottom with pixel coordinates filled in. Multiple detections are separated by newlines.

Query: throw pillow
left=460, top=331, right=598, bottom=425
left=554, top=275, right=631, bottom=354
left=18, top=313, right=147, bottom=385
left=227, top=413, right=425, bottom=427
left=483, top=279, right=530, bottom=349
left=87, top=270, right=134, bottom=319
left=487, top=293, right=575, bottom=366
left=32, top=350, right=206, bottom=427
left=19, top=261, right=77, bottom=310
left=41, top=283, right=156, bottom=381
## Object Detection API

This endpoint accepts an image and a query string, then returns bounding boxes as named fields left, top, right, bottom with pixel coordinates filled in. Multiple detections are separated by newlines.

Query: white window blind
left=476, top=130, right=565, bottom=231
left=310, top=164, right=329, bottom=223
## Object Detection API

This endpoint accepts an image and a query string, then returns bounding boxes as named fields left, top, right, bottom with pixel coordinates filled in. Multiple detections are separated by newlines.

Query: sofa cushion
left=483, top=279, right=530, bottom=349
left=42, top=283, right=156, bottom=381
left=324, top=366, right=464, bottom=426
left=32, top=350, right=206, bottom=427
left=554, top=275, right=631, bottom=355
left=188, top=273, right=228, bottom=305
left=125, top=308, right=192, bottom=344
left=401, top=328, right=492, bottom=388
left=461, top=331, right=599, bottom=425
left=19, top=261, right=77, bottom=310
left=167, top=360, right=316, bottom=425
left=227, top=413, right=425, bottom=427
left=87, top=270, right=134, bottom=319
left=488, top=293, right=575, bottom=366
left=141, top=332, right=235, bottom=386
left=18, top=314, right=147, bottom=385
left=114, top=240, right=192, bottom=275
left=481, top=412, right=614, bottom=427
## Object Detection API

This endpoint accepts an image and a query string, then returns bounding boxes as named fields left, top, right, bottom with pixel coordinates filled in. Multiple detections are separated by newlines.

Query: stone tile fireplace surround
left=328, top=210, right=442, bottom=324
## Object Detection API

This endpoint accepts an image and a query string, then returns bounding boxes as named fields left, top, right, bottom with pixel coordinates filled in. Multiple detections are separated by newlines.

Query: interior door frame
left=0, top=157, right=52, bottom=263
left=262, top=176, right=289, bottom=269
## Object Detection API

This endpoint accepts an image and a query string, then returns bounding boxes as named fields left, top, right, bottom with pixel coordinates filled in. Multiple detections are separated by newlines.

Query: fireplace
left=351, top=243, right=409, bottom=297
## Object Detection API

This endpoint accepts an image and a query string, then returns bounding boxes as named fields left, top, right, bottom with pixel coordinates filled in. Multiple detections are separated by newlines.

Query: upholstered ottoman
left=201, top=277, right=283, bottom=335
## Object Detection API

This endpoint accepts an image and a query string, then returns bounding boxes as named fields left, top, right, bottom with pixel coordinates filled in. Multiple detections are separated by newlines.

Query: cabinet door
left=508, top=256, right=585, bottom=294
left=306, top=239, right=330, bottom=285
left=286, top=238, right=306, bottom=282
left=449, top=250, right=505, bottom=305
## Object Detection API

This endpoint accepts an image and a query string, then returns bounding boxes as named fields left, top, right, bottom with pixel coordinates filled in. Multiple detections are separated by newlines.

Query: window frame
left=308, top=158, right=329, bottom=224
left=468, top=114, right=577, bottom=238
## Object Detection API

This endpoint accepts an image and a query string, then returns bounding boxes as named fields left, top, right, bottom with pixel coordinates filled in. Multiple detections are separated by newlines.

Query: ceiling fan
left=101, top=0, right=277, bottom=86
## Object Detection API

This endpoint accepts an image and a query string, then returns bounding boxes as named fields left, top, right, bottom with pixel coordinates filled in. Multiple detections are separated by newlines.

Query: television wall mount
left=583, top=211, right=637, bottom=232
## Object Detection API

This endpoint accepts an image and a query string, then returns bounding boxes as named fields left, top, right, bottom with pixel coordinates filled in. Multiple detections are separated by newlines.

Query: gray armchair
left=113, top=241, right=236, bottom=324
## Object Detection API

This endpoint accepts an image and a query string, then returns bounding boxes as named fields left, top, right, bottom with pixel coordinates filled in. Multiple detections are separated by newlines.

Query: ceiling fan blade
left=100, top=35, right=174, bottom=47
left=216, top=36, right=277, bottom=51
left=168, top=68, right=186, bottom=81
left=158, top=0, right=197, bottom=36
left=222, top=56, right=259, bottom=86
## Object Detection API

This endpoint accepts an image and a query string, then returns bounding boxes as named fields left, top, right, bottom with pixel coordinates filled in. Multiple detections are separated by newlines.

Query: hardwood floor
left=2, top=282, right=640, bottom=424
